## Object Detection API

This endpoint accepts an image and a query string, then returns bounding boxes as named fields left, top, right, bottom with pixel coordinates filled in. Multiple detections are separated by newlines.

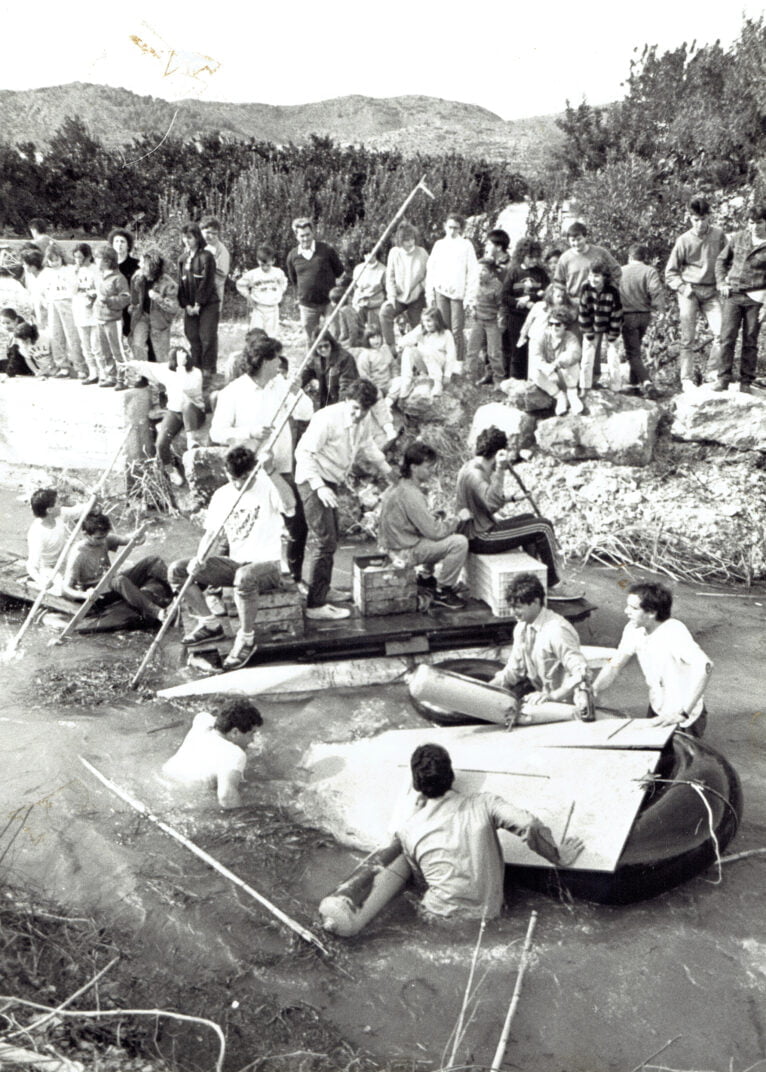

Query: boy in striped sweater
left=578, top=261, right=623, bottom=389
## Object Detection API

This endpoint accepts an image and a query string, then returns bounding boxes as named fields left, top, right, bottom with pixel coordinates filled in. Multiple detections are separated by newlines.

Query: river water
left=2, top=558, right=766, bottom=1072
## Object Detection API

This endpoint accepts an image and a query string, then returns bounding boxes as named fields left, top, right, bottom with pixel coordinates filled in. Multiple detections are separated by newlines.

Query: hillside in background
left=0, top=82, right=563, bottom=170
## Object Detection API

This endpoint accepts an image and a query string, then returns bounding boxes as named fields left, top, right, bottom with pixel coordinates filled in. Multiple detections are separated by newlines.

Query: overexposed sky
left=4, top=0, right=763, bottom=119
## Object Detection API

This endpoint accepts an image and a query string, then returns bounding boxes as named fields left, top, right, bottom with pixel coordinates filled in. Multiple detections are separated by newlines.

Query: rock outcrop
left=534, top=390, right=661, bottom=466
left=671, top=386, right=766, bottom=452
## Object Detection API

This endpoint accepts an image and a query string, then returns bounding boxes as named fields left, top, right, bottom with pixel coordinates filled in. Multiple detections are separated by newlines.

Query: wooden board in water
left=0, top=551, right=73, bottom=614
left=301, top=725, right=659, bottom=873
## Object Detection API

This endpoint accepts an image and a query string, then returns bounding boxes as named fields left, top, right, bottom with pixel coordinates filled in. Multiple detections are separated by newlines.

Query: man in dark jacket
left=713, top=202, right=766, bottom=393
left=285, top=218, right=344, bottom=341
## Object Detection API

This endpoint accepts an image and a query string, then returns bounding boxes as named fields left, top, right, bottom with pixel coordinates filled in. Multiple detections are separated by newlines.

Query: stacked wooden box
left=222, top=583, right=305, bottom=639
left=465, top=550, right=547, bottom=618
left=353, top=554, right=418, bottom=616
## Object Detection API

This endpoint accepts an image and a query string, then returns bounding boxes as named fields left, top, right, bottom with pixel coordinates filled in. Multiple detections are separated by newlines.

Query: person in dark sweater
left=178, top=223, right=219, bottom=386
left=499, top=238, right=549, bottom=379
left=713, top=201, right=766, bottom=393
left=108, top=228, right=140, bottom=341
left=300, top=329, right=358, bottom=409
left=578, top=261, right=623, bottom=389
left=285, top=218, right=344, bottom=341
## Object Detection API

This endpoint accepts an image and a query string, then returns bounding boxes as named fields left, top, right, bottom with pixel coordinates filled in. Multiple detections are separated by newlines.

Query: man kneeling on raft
left=395, top=743, right=584, bottom=920
left=489, top=572, right=590, bottom=723
left=163, top=699, right=263, bottom=809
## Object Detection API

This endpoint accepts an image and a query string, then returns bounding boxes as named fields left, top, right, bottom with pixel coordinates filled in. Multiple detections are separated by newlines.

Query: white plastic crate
left=465, top=550, right=547, bottom=618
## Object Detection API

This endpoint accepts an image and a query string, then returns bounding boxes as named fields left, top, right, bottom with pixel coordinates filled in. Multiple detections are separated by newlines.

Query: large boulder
left=499, top=377, right=556, bottom=413
left=398, top=382, right=465, bottom=425
left=468, top=403, right=537, bottom=460
left=534, top=390, right=660, bottom=466
left=182, top=446, right=227, bottom=508
left=671, top=386, right=766, bottom=452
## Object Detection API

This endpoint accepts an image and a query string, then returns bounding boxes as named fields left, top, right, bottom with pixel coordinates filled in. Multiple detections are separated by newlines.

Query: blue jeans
left=298, top=480, right=338, bottom=607
left=712, top=293, right=761, bottom=386
left=434, top=293, right=465, bottom=364
left=677, top=287, right=721, bottom=384
left=621, top=312, right=651, bottom=384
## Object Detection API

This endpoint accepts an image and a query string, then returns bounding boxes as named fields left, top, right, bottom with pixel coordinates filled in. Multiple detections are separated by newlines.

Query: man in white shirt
left=26, top=487, right=91, bottom=592
left=211, top=335, right=314, bottom=582
left=162, top=699, right=262, bottom=809
left=295, top=378, right=393, bottom=620
left=168, top=445, right=295, bottom=670
left=593, top=582, right=712, bottom=735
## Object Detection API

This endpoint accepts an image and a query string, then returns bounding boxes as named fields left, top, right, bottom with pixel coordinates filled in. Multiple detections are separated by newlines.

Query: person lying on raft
left=162, top=699, right=263, bottom=809
left=592, top=582, right=712, bottom=736
left=61, top=512, right=169, bottom=623
left=455, top=426, right=580, bottom=601
left=169, top=445, right=295, bottom=671
left=489, top=572, right=590, bottom=723
left=26, top=487, right=96, bottom=593
left=394, top=743, right=584, bottom=921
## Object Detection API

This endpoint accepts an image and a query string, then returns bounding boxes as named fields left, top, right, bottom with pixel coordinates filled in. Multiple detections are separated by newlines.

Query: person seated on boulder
left=162, top=699, right=263, bottom=809
left=578, top=260, right=623, bottom=390
left=592, top=582, right=711, bottom=736
left=301, top=327, right=358, bottom=409
left=395, top=742, right=584, bottom=921
left=489, top=572, right=589, bottom=722
left=350, top=325, right=398, bottom=444
left=126, top=346, right=204, bottom=486
left=61, top=512, right=169, bottom=623
left=26, top=488, right=95, bottom=591
left=378, top=441, right=471, bottom=611
left=169, top=445, right=295, bottom=670
left=518, top=282, right=578, bottom=353
left=391, top=307, right=459, bottom=401
left=529, top=308, right=583, bottom=415
left=455, top=427, right=577, bottom=600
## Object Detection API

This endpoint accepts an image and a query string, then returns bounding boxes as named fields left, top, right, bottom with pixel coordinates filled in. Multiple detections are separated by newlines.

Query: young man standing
left=592, top=582, right=712, bottom=736
left=200, top=216, right=231, bottom=307
left=169, top=445, right=295, bottom=670
left=554, top=222, right=621, bottom=303
left=489, top=572, right=588, bottom=722
left=713, top=201, right=766, bottom=393
left=665, top=196, right=727, bottom=393
left=163, top=699, right=263, bottom=809
left=395, top=743, right=583, bottom=920
left=285, top=218, right=344, bottom=341
left=378, top=441, right=471, bottom=611
left=619, top=243, right=665, bottom=396
left=425, top=214, right=479, bottom=365
left=295, top=379, right=392, bottom=620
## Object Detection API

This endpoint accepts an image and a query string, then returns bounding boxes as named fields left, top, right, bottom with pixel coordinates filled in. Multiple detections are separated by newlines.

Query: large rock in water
left=183, top=446, right=227, bottom=508
left=468, top=403, right=537, bottom=459
left=535, top=390, right=660, bottom=466
left=671, top=387, right=766, bottom=452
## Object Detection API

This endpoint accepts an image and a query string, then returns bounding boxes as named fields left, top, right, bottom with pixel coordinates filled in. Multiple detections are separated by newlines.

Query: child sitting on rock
left=529, top=308, right=583, bottom=415
left=578, top=261, right=623, bottom=390
left=392, top=306, right=460, bottom=401
left=351, top=325, right=397, bottom=443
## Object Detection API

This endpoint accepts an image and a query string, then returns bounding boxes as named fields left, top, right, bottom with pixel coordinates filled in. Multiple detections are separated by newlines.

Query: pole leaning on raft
left=6, top=427, right=132, bottom=655
left=490, top=909, right=538, bottom=1072
left=79, top=757, right=331, bottom=957
left=130, top=176, right=435, bottom=689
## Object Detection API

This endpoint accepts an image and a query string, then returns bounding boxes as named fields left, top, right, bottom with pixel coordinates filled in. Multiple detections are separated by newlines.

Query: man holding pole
left=395, top=743, right=583, bottom=920
left=169, top=445, right=296, bottom=670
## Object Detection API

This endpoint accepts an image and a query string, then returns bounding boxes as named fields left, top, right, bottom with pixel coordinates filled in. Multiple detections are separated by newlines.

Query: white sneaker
left=305, top=604, right=351, bottom=621
left=325, top=586, right=352, bottom=603
left=205, top=589, right=228, bottom=617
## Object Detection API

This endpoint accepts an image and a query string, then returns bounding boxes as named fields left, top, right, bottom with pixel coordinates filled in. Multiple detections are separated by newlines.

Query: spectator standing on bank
left=285, top=218, right=344, bottom=341
left=108, top=229, right=139, bottom=342
left=94, top=245, right=131, bottom=389
left=500, top=238, right=549, bottom=379
left=178, top=223, right=219, bottom=388
left=201, top=216, right=231, bottom=309
left=235, top=243, right=287, bottom=336
left=619, top=244, right=665, bottom=398
left=379, top=222, right=428, bottom=349
left=665, top=196, right=726, bottom=393
left=129, top=248, right=179, bottom=364
left=554, top=222, right=622, bottom=304
left=469, top=257, right=505, bottom=385
left=425, top=213, right=479, bottom=365
left=39, top=245, right=86, bottom=379
left=71, top=243, right=101, bottom=384
left=713, top=201, right=766, bottom=394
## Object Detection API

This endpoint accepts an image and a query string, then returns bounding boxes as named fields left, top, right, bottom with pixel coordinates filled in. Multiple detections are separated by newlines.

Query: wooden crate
left=221, top=583, right=305, bottom=639
left=353, top=554, right=418, bottom=616
left=464, top=550, right=547, bottom=618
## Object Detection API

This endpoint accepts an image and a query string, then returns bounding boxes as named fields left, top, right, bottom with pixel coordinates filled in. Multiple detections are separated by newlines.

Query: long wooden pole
left=489, top=910, right=538, bottom=1072
left=130, top=176, right=434, bottom=689
left=79, top=757, right=331, bottom=957
left=7, top=428, right=132, bottom=654
left=51, top=528, right=146, bottom=644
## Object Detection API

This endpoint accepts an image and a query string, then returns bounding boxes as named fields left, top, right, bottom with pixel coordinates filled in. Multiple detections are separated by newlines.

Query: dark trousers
left=468, top=514, right=560, bottom=587
left=281, top=471, right=308, bottom=583
left=298, top=480, right=338, bottom=607
left=714, top=294, right=761, bottom=386
left=505, top=312, right=528, bottom=380
left=184, top=302, right=220, bottom=377
left=621, top=312, right=651, bottom=384
left=107, top=556, right=168, bottom=619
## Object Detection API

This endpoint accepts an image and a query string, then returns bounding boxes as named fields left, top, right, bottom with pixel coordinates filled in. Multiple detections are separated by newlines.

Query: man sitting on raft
left=455, top=426, right=578, bottom=601
left=163, top=699, right=263, bottom=809
left=489, top=572, right=590, bottom=723
left=395, top=742, right=583, bottom=920
left=592, top=582, right=712, bottom=736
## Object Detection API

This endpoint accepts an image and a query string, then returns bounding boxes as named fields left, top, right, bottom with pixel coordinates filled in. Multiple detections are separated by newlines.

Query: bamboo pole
left=489, top=910, right=538, bottom=1072
left=6, top=428, right=132, bottom=655
left=130, top=176, right=434, bottom=689
left=50, top=527, right=147, bottom=644
left=79, top=757, right=331, bottom=958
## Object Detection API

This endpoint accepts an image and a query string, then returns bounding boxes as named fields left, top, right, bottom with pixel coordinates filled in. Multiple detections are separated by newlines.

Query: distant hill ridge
left=0, top=82, right=563, bottom=171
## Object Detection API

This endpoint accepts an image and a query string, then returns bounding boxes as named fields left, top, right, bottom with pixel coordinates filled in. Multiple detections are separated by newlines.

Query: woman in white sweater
left=425, top=213, right=479, bottom=364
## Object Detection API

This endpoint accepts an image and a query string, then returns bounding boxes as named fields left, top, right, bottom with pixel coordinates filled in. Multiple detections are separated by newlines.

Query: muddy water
left=2, top=563, right=766, bottom=1072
